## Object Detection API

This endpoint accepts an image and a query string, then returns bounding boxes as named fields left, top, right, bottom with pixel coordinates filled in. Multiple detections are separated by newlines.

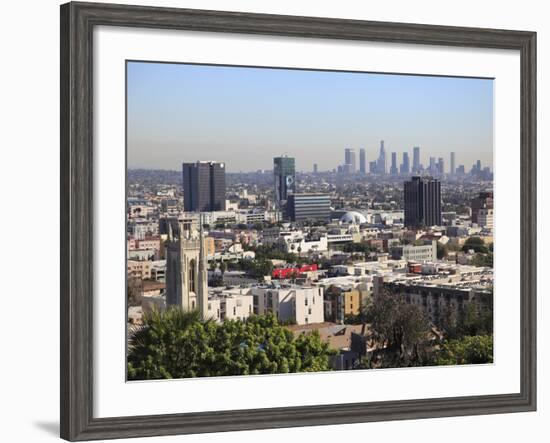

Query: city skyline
left=127, top=62, right=494, bottom=172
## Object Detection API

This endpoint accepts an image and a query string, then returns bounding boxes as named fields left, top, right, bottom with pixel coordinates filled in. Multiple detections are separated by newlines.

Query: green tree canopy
left=343, top=242, right=377, bottom=254
left=364, top=291, right=433, bottom=367
left=127, top=309, right=334, bottom=380
left=437, top=242, right=448, bottom=259
left=439, top=292, right=493, bottom=339
left=462, top=236, right=489, bottom=254
left=435, top=335, right=493, bottom=365
left=471, top=252, right=493, bottom=267
left=248, top=244, right=307, bottom=265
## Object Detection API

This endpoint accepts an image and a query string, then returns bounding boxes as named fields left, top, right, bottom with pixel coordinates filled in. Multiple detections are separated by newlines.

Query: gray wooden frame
left=60, top=1, right=537, bottom=441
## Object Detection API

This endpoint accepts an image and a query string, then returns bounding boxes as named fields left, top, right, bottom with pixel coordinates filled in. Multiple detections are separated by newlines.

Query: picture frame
left=60, top=1, right=537, bottom=441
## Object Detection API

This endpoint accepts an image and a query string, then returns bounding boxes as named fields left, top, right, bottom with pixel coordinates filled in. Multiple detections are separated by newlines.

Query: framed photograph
left=60, top=1, right=536, bottom=441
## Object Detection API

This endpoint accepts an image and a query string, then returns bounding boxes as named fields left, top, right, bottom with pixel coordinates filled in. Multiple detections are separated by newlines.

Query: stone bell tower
left=166, top=214, right=208, bottom=318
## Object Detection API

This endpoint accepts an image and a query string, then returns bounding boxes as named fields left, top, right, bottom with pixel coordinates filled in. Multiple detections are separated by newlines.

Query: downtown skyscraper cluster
left=334, top=142, right=489, bottom=179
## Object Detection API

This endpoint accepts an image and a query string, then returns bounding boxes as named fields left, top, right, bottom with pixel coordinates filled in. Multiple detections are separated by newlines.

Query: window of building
left=188, top=259, right=196, bottom=293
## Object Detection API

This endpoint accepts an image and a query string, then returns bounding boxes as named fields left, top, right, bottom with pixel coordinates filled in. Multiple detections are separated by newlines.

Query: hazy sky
left=127, top=61, right=493, bottom=173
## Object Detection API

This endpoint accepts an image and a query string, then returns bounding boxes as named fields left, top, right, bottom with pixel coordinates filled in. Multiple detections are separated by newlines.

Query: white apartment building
left=127, top=220, right=159, bottom=239
left=206, top=288, right=254, bottom=322
left=327, top=233, right=354, bottom=244
left=251, top=286, right=324, bottom=325
left=280, top=232, right=329, bottom=254
left=236, top=210, right=268, bottom=224
left=477, top=208, right=494, bottom=229
left=128, top=204, right=156, bottom=219
left=402, top=240, right=437, bottom=263
left=128, top=249, right=157, bottom=261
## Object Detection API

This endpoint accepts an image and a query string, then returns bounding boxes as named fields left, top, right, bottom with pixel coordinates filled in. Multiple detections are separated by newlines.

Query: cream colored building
left=402, top=240, right=437, bottom=262
left=165, top=217, right=208, bottom=318
left=127, top=260, right=152, bottom=279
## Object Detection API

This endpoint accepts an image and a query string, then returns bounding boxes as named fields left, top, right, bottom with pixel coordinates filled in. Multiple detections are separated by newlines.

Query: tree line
left=128, top=310, right=334, bottom=380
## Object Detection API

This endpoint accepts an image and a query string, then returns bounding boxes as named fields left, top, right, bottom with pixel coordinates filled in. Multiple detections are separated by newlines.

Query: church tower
left=166, top=214, right=208, bottom=318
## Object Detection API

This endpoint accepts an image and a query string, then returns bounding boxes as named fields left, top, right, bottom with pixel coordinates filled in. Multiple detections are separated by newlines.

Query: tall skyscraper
left=377, top=140, right=387, bottom=175
left=450, top=152, right=456, bottom=175
left=182, top=161, right=226, bottom=212
left=390, top=152, right=398, bottom=175
left=359, top=148, right=367, bottom=174
left=429, top=157, right=436, bottom=174
left=437, top=157, right=444, bottom=175
left=412, top=146, right=420, bottom=173
left=404, top=176, right=442, bottom=228
left=313, top=163, right=318, bottom=174
left=400, top=152, right=410, bottom=175
left=274, top=156, right=296, bottom=203
left=344, top=148, right=356, bottom=174
left=369, top=161, right=377, bottom=174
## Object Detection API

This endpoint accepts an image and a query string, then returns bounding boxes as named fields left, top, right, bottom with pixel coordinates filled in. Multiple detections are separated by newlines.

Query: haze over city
left=127, top=61, right=494, bottom=172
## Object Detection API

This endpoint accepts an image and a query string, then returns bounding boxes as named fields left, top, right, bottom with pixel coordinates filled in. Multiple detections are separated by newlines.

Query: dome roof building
left=340, top=211, right=368, bottom=224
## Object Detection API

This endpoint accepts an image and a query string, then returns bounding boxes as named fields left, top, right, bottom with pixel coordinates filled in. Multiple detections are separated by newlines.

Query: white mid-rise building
left=477, top=208, right=494, bottom=229
left=402, top=240, right=437, bottom=263
left=206, top=288, right=254, bottom=323
left=251, top=286, right=324, bottom=325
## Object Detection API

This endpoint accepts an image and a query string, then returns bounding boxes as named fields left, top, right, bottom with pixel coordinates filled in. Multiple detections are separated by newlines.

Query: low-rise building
left=127, top=260, right=152, bottom=279
left=384, top=281, right=493, bottom=327
left=324, top=287, right=368, bottom=323
left=150, top=260, right=166, bottom=281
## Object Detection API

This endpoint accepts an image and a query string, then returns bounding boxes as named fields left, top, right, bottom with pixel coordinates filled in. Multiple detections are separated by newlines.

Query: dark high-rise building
left=476, top=159, right=482, bottom=172
left=313, top=163, right=318, bottom=174
left=287, top=193, right=331, bottom=222
left=274, top=156, right=296, bottom=203
left=456, top=165, right=465, bottom=176
left=377, top=140, right=387, bottom=175
left=369, top=161, right=378, bottom=174
left=344, top=148, right=356, bottom=174
left=359, top=148, right=367, bottom=174
left=412, top=146, right=421, bottom=173
left=450, top=152, right=456, bottom=175
left=390, top=152, right=398, bottom=175
left=182, top=161, right=226, bottom=212
left=400, top=152, right=410, bottom=175
left=404, top=176, right=442, bottom=228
